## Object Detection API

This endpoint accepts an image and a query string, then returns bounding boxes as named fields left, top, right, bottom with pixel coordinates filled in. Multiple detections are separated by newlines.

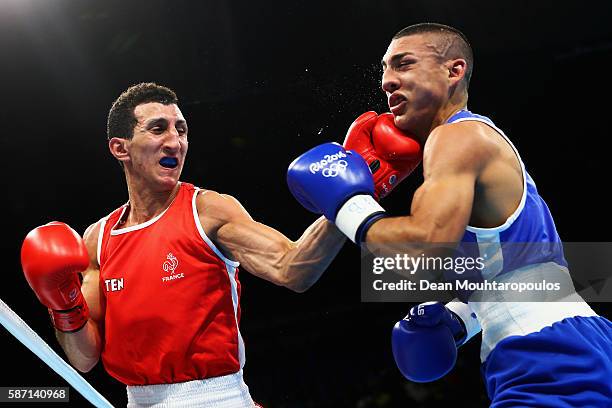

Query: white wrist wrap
left=335, top=194, right=385, bottom=243
left=446, top=299, right=481, bottom=346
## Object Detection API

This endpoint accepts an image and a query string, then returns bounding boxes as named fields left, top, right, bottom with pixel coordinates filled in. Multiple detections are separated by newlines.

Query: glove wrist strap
left=335, top=195, right=385, bottom=243
left=445, top=300, right=481, bottom=347
left=49, top=295, right=89, bottom=333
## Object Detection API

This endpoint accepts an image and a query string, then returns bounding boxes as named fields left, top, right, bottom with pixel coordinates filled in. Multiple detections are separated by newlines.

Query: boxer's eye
left=398, top=61, right=415, bottom=69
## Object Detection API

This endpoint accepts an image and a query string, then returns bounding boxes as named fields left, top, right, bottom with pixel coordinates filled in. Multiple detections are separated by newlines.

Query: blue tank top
left=447, top=110, right=567, bottom=280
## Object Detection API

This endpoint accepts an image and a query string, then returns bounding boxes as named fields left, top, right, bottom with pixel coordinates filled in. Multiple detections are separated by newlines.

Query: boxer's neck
left=123, top=181, right=180, bottom=226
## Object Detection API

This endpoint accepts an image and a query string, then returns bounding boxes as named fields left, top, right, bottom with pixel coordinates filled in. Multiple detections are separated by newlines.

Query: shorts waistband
left=468, top=263, right=597, bottom=361
left=127, top=371, right=247, bottom=405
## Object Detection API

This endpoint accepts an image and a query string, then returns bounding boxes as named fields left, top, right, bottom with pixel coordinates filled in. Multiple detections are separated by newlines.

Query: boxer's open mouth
left=159, top=157, right=178, bottom=168
left=388, top=94, right=408, bottom=115
left=388, top=93, right=406, bottom=107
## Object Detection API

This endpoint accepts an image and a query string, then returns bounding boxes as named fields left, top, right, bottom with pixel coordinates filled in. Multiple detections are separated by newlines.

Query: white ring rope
left=0, top=297, right=113, bottom=407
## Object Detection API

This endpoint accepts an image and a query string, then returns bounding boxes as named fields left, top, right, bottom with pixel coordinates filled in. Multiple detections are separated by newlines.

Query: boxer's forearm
left=365, top=215, right=428, bottom=253
left=216, top=214, right=345, bottom=291
left=280, top=216, right=347, bottom=292
left=56, top=320, right=102, bottom=373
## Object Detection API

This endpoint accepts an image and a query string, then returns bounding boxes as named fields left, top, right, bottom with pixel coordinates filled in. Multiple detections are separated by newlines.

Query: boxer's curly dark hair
left=107, top=82, right=178, bottom=140
left=393, top=23, right=474, bottom=87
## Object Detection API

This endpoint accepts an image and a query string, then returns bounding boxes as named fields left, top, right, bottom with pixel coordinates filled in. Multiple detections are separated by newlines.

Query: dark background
left=1, top=1, right=611, bottom=407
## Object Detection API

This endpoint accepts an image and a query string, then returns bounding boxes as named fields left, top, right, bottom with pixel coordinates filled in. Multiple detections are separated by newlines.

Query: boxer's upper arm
left=408, top=122, right=488, bottom=242
left=196, top=191, right=296, bottom=285
left=81, top=223, right=105, bottom=325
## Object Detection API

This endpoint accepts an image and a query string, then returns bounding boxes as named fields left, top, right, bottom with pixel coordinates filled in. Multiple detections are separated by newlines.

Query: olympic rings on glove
left=321, top=160, right=348, bottom=177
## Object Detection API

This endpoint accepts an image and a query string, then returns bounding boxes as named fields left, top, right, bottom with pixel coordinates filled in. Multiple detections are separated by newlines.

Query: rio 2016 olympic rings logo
left=321, top=160, right=348, bottom=177
left=309, top=150, right=349, bottom=177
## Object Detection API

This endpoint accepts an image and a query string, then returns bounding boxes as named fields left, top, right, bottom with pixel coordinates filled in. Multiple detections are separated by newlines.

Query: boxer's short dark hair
left=393, top=23, right=474, bottom=87
left=107, top=82, right=178, bottom=140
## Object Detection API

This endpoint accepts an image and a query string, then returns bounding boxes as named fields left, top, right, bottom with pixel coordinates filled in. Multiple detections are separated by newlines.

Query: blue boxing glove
left=287, top=142, right=386, bottom=243
left=391, top=301, right=468, bottom=383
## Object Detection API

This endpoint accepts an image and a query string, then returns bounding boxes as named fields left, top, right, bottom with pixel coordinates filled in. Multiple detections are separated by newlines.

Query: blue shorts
left=481, top=316, right=612, bottom=407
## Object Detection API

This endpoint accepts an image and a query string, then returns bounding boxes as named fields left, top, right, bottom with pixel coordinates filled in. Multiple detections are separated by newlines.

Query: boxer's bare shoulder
left=82, top=222, right=101, bottom=263
left=428, top=119, right=523, bottom=228
left=81, top=221, right=104, bottom=322
left=425, top=120, right=496, bottom=173
left=194, top=189, right=252, bottom=240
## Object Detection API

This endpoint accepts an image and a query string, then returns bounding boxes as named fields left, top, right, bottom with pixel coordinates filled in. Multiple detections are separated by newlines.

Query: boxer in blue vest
left=287, top=23, right=612, bottom=407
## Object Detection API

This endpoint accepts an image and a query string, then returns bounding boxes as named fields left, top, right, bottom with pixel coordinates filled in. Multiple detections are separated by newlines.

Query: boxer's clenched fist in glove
left=343, top=112, right=421, bottom=199
left=21, top=222, right=90, bottom=332
left=287, top=142, right=386, bottom=244
left=392, top=301, right=467, bottom=382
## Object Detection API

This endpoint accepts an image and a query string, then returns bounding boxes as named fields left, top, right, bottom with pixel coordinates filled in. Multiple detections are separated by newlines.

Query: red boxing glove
left=343, top=112, right=422, bottom=199
left=21, top=222, right=90, bottom=332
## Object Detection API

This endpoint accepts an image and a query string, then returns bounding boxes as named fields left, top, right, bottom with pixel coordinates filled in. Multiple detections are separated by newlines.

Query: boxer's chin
left=392, top=112, right=413, bottom=131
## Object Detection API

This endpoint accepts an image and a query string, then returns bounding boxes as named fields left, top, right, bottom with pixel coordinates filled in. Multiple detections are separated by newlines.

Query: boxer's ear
left=109, top=137, right=129, bottom=164
left=447, top=59, right=467, bottom=85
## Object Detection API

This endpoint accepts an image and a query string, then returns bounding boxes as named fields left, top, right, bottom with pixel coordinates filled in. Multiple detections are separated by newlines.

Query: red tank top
left=97, top=182, right=244, bottom=385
